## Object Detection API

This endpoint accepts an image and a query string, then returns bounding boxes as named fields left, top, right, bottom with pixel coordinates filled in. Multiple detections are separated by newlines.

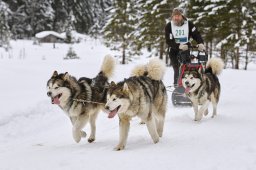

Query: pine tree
left=4, top=0, right=54, bottom=38
left=187, top=0, right=219, bottom=58
left=187, top=0, right=256, bottom=69
left=135, top=0, right=179, bottom=60
left=64, top=46, right=79, bottom=60
left=103, top=0, right=138, bottom=64
left=89, top=0, right=112, bottom=38
left=240, top=0, right=256, bottom=70
left=3, top=0, right=25, bottom=39
left=65, top=11, right=75, bottom=43
left=4, top=0, right=112, bottom=38
left=25, top=0, right=54, bottom=36
left=0, top=1, right=11, bottom=50
left=214, top=0, right=255, bottom=69
left=52, top=0, right=69, bottom=33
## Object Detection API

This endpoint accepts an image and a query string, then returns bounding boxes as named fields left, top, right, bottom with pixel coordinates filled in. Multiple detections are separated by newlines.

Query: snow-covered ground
left=0, top=39, right=256, bottom=170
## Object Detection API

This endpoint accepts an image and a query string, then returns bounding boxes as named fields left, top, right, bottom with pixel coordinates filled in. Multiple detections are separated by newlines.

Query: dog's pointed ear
left=110, top=81, right=116, bottom=87
left=123, top=83, right=129, bottom=92
left=52, top=70, right=58, bottom=77
left=63, top=72, right=70, bottom=81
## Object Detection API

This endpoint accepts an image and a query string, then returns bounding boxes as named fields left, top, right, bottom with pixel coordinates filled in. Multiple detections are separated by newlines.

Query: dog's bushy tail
left=206, top=57, right=224, bottom=76
left=100, top=54, right=115, bottom=78
left=131, top=58, right=166, bottom=80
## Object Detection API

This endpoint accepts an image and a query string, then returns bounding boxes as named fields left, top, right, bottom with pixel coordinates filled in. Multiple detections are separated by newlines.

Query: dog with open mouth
left=181, top=57, right=224, bottom=121
left=46, top=55, right=115, bottom=143
left=105, top=58, right=168, bottom=150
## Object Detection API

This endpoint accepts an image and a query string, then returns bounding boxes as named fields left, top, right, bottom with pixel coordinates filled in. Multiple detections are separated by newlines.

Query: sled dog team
left=47, top=55, right=224, bottom=150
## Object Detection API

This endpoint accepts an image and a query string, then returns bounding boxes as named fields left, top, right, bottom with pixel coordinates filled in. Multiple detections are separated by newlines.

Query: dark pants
left=169, top=49, right=190, bottom=85
left=169, top=49, right=179, bottom=85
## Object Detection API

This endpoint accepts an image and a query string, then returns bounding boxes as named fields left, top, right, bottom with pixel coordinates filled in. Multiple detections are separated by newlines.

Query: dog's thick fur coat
left=105, top=58, right=167, bottom=150
left=182, top=57, right=224, bottom=121
left=47, top=55, right=115, bottom=143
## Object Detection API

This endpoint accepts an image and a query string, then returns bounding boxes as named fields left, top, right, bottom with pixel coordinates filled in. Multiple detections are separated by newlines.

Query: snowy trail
left=0, top=40, right=256, bottom=170
left=0, top=68, right=256, bottom=170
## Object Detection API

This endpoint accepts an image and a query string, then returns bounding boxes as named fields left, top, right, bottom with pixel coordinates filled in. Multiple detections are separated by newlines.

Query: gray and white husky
left=47, top=55, right=115, bottom=143
left=105, top=58, right=168, bottom=150
left=181, top=57, right=224, bottom=121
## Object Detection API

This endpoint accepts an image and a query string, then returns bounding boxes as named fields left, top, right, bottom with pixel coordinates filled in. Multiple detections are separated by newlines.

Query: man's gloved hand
left=197, top=43, right=205, bottom=51
left=179, top=44, right=188, bottom=51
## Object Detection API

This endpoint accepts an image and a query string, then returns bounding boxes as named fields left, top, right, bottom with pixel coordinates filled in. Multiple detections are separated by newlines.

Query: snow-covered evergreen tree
left=64, top=46, right=79, bottom=60
left=25, top=0, right=54, bottom=36
left=51, top=0, right=68, bottom=33
left=0, top=1, right=11, bottom=50
left=187, top=0, right=219, bottom=58
left=103, top=0, right=138, bottom=64
left=65, top=11, right=76, bottom=43
left=3, top=0, right=54, bottom=38
left=3, top=0, right=112, bottom=38
left=89, top=0, right=112, bottom=38
left=187, top=0, right=256, bottom=69
left=135, top=0, right=179, bottom=60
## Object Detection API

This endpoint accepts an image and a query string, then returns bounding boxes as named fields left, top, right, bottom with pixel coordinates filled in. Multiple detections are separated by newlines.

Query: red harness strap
left=178, top=64, right=186, bottom=87
left=178, top=64, right=203, bottom=87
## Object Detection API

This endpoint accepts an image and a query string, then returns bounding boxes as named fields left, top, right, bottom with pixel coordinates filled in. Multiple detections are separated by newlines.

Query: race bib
left=171, top=21, right=189, bottom=44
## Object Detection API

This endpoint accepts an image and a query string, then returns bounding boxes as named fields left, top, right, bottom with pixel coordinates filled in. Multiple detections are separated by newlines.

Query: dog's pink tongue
left=52, top=97, right=60, bottom=105
left=185, top=87, right=191, bottom=94
left=108, top=109, right=118, bottom=118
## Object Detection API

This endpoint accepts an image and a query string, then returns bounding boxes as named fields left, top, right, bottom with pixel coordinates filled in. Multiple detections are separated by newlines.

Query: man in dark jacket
left=165, top=7, right=205, bottom=86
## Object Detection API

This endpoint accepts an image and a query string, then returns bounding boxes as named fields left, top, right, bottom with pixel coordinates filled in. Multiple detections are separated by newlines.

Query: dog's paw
left=195, top=111, right=204, bottom=121
left=139, top=121, right=146, bottom=125
left=194, top=117, right=202, bottom=121
left=114, top=144, right=125, bottom=151
left=73, top=134, right=81, bottom=143
left=211, top=112, right=217, bottom=118
left=81, top=131, right=87, bottom=138
left=154, top=138, right=159, bottom=144
left=88, top=138, right=95, bottom=143
left=153, top=137, right=159, bottom=144
left=204, top=109, right=209, bottom=116
left=72, top=129, right=82, bottom=143
left=158, top=131, right=163, bottom=137
left=211, top=114, right=217, bottom=118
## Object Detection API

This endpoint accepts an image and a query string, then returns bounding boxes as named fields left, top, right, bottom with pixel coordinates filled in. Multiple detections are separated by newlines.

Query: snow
left=0, top=39, right=256, bottom=170
left=35, top=31, right=88, bottom=42
left=204, top=4, right=216, bottom=11
left=60, top=31, right=89, bottom=42
left=35, top=31, right=65, bottom=39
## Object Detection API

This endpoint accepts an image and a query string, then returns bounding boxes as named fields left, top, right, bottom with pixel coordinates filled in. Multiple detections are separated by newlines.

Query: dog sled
left=171, top=46, right=208, bottom=106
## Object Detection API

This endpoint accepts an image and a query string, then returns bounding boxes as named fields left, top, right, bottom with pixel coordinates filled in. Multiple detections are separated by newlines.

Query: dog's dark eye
left=113, top=98, right=116, bottom=101
left=55, top=87, right=59, bottom=89
left=190, top=77, right=194, bottom=80
left=192, top=74, right=198, bottom=78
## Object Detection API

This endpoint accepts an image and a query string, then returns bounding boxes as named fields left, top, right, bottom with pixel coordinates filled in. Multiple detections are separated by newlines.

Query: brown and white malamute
left=105, top=58, right=168, bottom=150
left=181, top=57, right=224, bottom=121
left=47, top=55, right=115, bottom=143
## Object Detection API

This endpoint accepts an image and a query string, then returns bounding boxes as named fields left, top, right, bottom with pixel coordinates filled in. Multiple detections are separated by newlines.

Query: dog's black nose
left=185, top=81, right=189, bottom=85
left=47, top=92, right=52, bottom=96
left=105, top=106, right=109, bottom=110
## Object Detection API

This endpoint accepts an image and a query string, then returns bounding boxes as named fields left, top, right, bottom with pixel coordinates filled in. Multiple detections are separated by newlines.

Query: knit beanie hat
left=171, top=7, right=185, bottom=17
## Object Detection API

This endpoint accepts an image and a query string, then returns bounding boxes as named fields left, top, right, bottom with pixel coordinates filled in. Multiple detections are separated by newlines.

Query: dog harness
left=178, top=64, right=204, bottom=86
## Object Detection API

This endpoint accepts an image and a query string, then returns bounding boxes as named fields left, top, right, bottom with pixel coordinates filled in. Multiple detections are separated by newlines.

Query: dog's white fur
left=131, top=57, right=166, bottom=80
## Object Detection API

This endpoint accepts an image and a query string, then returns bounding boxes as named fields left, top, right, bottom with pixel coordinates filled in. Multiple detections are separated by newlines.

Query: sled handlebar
left=189, top=45, right=206, bottom=51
